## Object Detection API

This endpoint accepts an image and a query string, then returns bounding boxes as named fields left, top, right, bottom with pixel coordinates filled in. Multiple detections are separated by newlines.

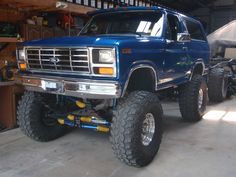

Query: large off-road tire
left=111, top=91, right=163, bottom=167
left=17, top=91, right=66, bottom=142
left=208, top=68, right=228, bottom=102
left=179, top=75, right=208, bottom=122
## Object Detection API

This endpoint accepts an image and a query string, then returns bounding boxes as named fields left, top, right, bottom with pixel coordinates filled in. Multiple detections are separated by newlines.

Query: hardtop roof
left=87, top=6, right=199, bottom=22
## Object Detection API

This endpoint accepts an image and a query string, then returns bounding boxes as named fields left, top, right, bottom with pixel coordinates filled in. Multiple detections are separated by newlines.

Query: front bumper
left=17, top=74, right=121, bottom=99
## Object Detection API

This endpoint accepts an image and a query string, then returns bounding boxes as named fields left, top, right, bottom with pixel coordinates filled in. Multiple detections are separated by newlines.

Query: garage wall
left=210, top=8, right=236, bottom=31
left=190, top=0, right=236, bottom=34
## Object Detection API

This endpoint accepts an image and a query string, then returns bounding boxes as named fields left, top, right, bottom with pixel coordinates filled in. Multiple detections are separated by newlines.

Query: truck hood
left=21, top=35, right=143, bottom=47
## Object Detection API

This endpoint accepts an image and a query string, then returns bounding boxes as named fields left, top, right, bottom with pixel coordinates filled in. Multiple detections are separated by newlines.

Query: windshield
left=80, top=11, right=164, bottom=37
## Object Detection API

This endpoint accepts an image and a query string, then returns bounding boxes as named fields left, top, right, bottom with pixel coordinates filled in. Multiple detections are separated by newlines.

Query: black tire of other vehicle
left=17, top=91, right=66, bottom=142
left=179, top=75, right=208, bottom=122
left=111, top=91, right=163, bottom=167
left=208, top=68, right=228, bottom=102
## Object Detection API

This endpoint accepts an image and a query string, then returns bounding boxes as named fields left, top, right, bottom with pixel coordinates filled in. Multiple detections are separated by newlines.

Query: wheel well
left=126, top=68, right=156, bottom=93
left=192, top=63, right=204, bottom=76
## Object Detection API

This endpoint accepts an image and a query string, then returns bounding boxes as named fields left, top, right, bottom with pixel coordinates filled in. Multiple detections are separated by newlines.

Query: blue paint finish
left=186, top=39, right=210, bottom=65
left=22, top=36, right=121, bottom=48
left=19, top=6, right=210, bottom=94
left=117, top=37, right=166, bottom=87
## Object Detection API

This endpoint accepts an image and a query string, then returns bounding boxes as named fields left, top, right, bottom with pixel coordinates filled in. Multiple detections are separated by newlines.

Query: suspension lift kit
left=56, top=100, right=110, bottom=133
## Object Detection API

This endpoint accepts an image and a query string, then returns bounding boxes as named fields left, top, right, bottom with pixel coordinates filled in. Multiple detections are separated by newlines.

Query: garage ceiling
left=0, top=0, right=94, bottom=14
left=0, top=0, right=229, bottom=14
left=158, top=0, right=216, bottom=12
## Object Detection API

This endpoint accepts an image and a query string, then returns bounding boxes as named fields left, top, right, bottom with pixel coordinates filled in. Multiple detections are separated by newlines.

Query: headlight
left=18, top=49, right=25, bottom=60
left=91, top=48, right=116, bottom=77
left=17, top=49, right=27, bottom=71
left=98, top=49, right=115, bottom=63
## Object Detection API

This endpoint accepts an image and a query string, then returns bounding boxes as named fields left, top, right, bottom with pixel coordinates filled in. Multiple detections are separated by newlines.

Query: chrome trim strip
left=122, top=65, right=158, bottom=97
left=27, top=59, right=88, bottom=63
left=28, top=69, right=90, bottom=76
left=189, top=59, right=206, bottom=80
left=22, top=46, right=117, bottom=78
left=27, top=54, right=88, bottom=57
left=88, top=47, right=117, bottom=77
left=18, top=75, right=121, bottom=99
left=38, top=48, right=42, bottom=69
left=25, top=47, right=90, bottom=74
left=53, top=48, right=57, bottom=70
left=18, top=74, right=118, bottom=83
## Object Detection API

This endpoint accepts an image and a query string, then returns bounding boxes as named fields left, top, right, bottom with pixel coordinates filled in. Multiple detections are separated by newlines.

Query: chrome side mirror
left=177, top=33, right=191, bottom=42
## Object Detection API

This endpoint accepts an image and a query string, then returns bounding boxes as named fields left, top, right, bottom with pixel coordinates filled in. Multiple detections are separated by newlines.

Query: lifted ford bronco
left=16, top=6, right=210, bottom=167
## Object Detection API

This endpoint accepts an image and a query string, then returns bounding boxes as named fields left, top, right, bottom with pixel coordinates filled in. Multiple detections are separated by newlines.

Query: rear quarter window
left=184, top=19, right=206, bottom=41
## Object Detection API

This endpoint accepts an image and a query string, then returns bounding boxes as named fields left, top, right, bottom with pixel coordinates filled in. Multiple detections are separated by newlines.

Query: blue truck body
left=17, top=6, right=210, bottom=98
left=16, top=6, right=211, bottom=167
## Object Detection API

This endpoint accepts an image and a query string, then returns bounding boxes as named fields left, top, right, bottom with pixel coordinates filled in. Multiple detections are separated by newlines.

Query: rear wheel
left=179, top=75, right=208, bottom=122
left=208, top=68, right=228, bottom=102
left=111, top=91, right=163, bottom=167
left=17, top=91, right=67, bottom=142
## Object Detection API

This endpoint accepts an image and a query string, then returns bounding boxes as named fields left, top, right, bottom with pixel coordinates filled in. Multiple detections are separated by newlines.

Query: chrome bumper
left=17, top=75, right=121, bottom=99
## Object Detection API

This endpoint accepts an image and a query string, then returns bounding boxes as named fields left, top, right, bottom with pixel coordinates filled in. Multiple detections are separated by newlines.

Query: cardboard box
left=225, top=48, right=236, bottom=59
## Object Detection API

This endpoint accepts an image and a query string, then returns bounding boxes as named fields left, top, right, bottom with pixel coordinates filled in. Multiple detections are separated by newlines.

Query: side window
left=185, top=20, right=205, bottom=41
left=166, top=14, right=181, bottom=41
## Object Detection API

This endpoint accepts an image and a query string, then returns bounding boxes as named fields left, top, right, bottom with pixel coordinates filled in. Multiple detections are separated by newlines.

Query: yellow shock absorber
left=80, top=116, right=92, bottom=123
left=67, top=114, right=75, bottom=121
left=76, top=100, right=86, bottom=109
left=97, top=126, right=110, bottom=133
left=57, top=119, right=65, bottom=125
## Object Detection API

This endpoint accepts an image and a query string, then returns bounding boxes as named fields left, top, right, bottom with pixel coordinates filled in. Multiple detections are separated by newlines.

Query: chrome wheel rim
left=222, top=78, right=227, bottom=97
left=198, top=89, right=204, bottom=109
left=141, top=113, right=155, bottom=146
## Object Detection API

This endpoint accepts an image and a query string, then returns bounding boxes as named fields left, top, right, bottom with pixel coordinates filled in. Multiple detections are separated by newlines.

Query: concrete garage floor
left=0, top=97, right=236, bottom=177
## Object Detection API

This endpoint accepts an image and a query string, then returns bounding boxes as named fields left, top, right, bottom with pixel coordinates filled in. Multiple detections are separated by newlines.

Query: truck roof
left=87, top=6, right=201, bottom=24
left=88, top=6, right=186, bottom=18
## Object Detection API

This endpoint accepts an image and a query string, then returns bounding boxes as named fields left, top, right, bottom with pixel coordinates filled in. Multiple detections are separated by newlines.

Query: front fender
left=121, top=60, right=159, bottom=96
left=189, top=59, right=208, bottom=80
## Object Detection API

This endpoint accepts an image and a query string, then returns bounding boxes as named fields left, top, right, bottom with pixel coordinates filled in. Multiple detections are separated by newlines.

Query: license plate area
left=41, top=80, right=63, bottom=92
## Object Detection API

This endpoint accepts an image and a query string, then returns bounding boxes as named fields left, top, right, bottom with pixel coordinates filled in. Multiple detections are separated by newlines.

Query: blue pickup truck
left=16, top=6, right=210, bottom=167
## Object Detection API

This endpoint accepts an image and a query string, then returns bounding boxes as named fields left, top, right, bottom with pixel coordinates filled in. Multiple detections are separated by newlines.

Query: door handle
left=182, top=47, right=188, bottom=51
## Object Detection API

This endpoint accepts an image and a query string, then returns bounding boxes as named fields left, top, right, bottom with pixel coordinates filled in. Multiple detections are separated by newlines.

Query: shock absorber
left=57, top=114, right=110, bottom=133
left=75, top=100, right=86, bottom=109
left=57, top=100, right=110, bottom=133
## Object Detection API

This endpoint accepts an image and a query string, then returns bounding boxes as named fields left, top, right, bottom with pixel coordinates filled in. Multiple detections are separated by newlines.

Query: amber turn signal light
left=98, top=67, right=114, bottom=75
left=19, top=63, right=27, bottom=70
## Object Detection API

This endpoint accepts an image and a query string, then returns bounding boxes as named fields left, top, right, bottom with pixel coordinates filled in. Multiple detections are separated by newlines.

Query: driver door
left=164, top=13, right=189, bottom=80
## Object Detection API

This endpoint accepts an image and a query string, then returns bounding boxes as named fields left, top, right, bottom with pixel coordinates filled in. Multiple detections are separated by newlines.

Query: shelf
left=0, top=81, right=16, bottom=87
left=0, top=0, right=96, bottom=15
left=0, top=37, right=24, bottom=43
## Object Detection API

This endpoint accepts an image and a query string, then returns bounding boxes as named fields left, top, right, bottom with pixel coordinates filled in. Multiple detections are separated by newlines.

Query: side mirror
left=177, top=33, right=191, bottom=42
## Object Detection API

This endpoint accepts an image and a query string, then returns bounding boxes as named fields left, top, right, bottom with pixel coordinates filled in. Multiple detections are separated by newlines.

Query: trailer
left=207, top=20, right=236, bottom=102
left=208, top=58, right=236, bottom=102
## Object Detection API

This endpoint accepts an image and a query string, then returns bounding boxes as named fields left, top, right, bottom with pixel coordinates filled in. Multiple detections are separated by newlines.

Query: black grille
left=25, top=48, right=90, bottom=74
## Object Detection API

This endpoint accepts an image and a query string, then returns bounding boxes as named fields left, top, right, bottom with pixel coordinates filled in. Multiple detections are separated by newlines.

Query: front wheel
left=111, top=91, right=163, bottom=167
left=17, top=91, right=67, bottom=142
left=179, top=75, right=208, bottom=122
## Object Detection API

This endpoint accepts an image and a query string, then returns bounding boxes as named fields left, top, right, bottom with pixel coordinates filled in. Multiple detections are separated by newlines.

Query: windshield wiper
left=118, top=31, right=142, bottom=37
left=79, top=32, right=143, bottom=37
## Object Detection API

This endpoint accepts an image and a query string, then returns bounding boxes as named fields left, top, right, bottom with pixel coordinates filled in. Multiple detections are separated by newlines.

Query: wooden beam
left=62, top=2, right=95, bottom=14
left=0, top=37, right=24, bottom=43
left=0, top=6, right=25, bottom=22
left=0, top=0, right=56, bottom=8
left=0, top=0, right=95, bottom=14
